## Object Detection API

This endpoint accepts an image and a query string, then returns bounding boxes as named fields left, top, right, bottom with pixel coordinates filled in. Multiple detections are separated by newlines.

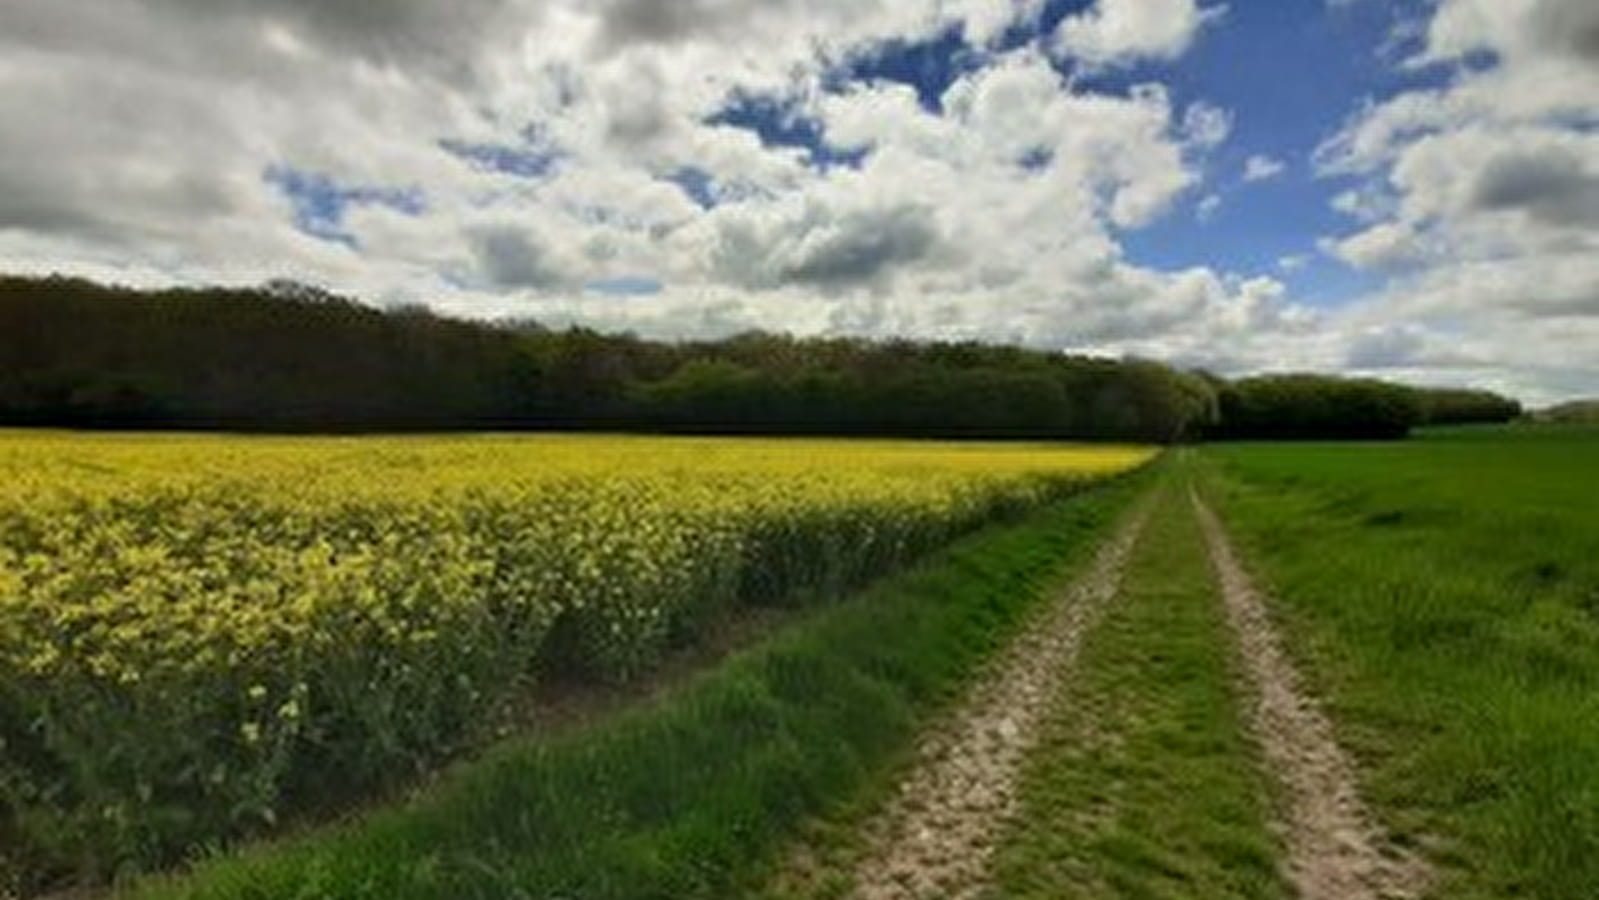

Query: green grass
left=121, top=468, right=1155, bottom=900
left=987, top=473, right=1286, bottom=900
left=1200, top=425, right=1599, bottom=899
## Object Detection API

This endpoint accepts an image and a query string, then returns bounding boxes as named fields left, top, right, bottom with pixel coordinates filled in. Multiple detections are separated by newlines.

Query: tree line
left=1208, top=376, right=1521, bottom=440
left=0, top=276, right=1519, bottom=442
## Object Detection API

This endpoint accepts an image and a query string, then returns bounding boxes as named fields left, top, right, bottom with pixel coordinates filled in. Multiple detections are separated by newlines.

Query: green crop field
left=1198, top=426, right=1599, bottom=899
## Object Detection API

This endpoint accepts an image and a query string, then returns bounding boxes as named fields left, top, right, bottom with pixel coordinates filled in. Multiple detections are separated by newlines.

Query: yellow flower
left=0, top=429, right=1153, bottom=830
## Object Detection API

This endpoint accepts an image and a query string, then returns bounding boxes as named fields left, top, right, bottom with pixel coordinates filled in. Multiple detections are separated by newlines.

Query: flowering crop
left=0, top=431, right=1151, bottom=887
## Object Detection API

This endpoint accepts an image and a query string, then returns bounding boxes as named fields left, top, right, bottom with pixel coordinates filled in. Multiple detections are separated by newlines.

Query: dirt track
left=1192, top=490, right=1430, bottom=900
left=845, top=500, right=1153, bottom=900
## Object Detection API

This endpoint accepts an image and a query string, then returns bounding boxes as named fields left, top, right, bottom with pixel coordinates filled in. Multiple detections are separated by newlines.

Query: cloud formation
left=1314, top=0, right=1599, bottom=401
left=0, top=0, right=1593, bottom=403
left=1242, top=154, right=1286, bottom=182
left=1053, top=0, right=1225, bottom=70
left=0, top=0, right=1256, bottom=336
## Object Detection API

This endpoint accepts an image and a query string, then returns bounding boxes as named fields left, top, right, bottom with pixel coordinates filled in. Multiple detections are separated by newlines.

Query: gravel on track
left=1192, top=490, right=1431, bottom=900
left=845, top=499, right=1154, bottom=900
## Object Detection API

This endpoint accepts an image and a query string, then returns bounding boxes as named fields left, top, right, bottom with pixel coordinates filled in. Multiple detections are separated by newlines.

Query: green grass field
left=1200, top=425, right=1599, bottom=899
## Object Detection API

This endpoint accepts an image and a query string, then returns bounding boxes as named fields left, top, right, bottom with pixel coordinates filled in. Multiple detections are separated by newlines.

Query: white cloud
left=1311, top=0, right=1599, bottom=401
left=1242, top=154, right=1286, bottom=182
left=1329, top=186, right=1394, bottom=222
left=1321, top=222, right=1418, bottom=270
left=946, top=0, right=1050, bottom=46
left=1181, top=101, right=1234, bottom=150
left=1053, top=0, right=1226, bottom=70
left=1197, top=194, right=1222, bottom=222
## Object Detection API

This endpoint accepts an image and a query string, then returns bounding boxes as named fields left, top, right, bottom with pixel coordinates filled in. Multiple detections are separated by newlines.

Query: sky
left=1, top=0, right=1596, bottom=404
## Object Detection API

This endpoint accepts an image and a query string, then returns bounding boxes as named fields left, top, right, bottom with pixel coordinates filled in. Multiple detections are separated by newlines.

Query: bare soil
left=1191, top=490, right=1431, bottom=900
left=844, top=500, right=1153, bottom=900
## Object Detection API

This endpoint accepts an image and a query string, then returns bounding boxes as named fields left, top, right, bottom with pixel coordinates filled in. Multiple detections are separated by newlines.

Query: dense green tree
left=1212, top=374, right=1424, bottom=440
left=1416, top=387, right=1521, bottom=425
left=0, top=275, right=1516, bottom=443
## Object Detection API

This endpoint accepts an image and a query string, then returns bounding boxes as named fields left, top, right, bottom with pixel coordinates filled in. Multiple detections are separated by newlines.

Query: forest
left=0, top=275, right=1520, bottom=441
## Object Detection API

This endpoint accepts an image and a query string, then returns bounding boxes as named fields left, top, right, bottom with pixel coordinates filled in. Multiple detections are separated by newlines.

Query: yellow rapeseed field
left=0, top=430, right=1151, bottom=881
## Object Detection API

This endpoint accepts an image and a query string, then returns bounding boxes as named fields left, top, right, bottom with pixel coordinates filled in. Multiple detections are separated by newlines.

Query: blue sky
left=2, top=0, right=1596, bottom=402
left=1104, top=0, right=1439, bottom=306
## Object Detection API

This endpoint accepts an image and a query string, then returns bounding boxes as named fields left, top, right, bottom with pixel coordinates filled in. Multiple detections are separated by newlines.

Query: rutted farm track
left=844, top=496, right=1153, bottom=899
left=1193, top=491, right=1431, bottom=900
left=769, top=472, right=1432, bottom=899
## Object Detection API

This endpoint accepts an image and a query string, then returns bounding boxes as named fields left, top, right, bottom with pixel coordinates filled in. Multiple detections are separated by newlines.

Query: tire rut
left=1191, top=490, right=1431, bottom=900
left=845, top=497, right=1154, bottom=900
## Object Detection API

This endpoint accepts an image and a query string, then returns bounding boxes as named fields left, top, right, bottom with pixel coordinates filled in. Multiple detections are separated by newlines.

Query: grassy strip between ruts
left=1198, top=426, right=1599, bottom=899
left=987, top=469, right=1286, bottom=899
left=120, top=463, right=1156, bottom=900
